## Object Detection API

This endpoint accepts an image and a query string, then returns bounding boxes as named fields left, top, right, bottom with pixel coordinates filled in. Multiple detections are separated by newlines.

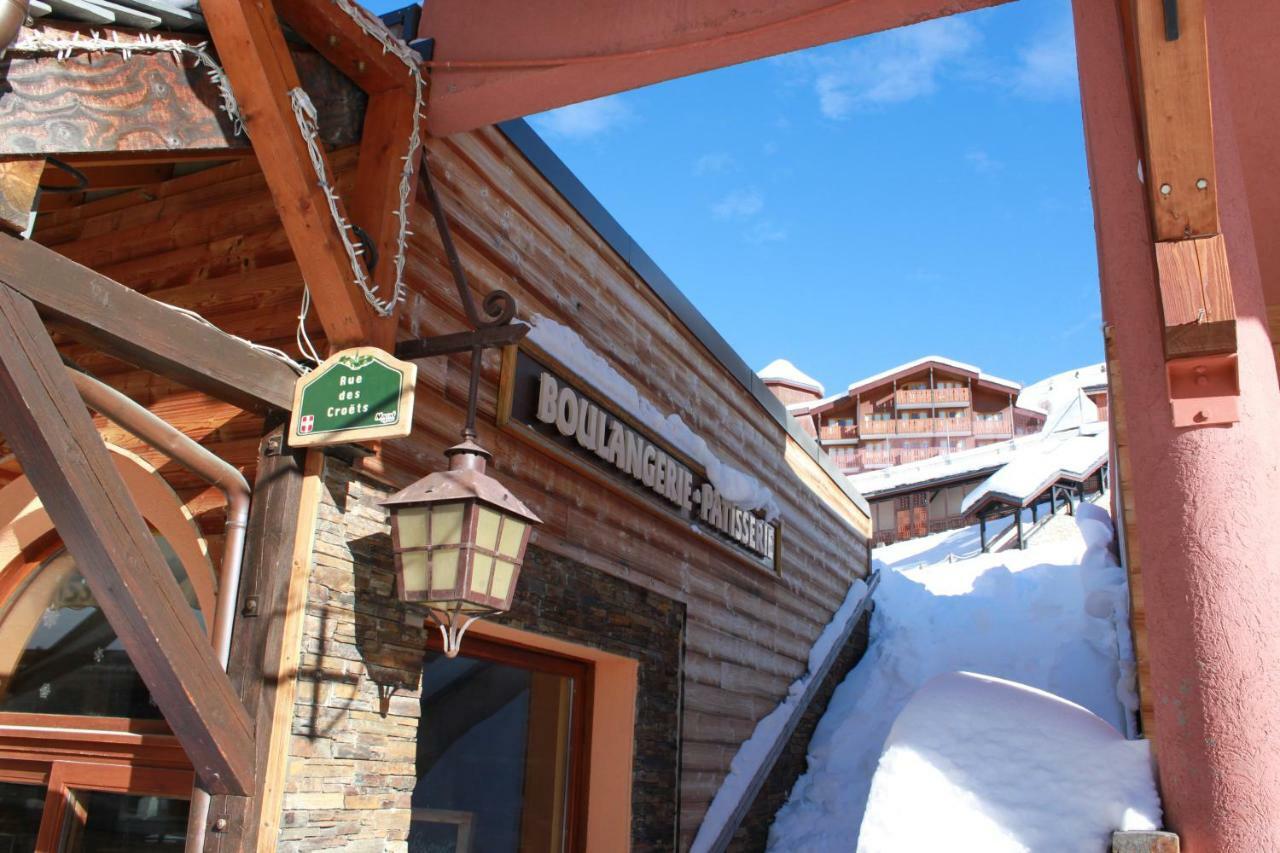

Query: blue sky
left=516, top=0, right=1101, bottom=392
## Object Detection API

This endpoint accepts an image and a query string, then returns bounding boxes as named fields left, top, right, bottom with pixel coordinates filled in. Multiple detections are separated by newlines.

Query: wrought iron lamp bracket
left=397, top=149, right=530, bottom=440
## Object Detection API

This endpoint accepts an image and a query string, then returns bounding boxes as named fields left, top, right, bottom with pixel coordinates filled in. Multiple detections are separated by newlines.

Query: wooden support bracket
left=1132, top=0, right=1239, bottom=427
left=201, top=0, right=381, bottom=351
left=0, top=159, right=43, bottom=234
left=0, top=284, right=254, bottom=795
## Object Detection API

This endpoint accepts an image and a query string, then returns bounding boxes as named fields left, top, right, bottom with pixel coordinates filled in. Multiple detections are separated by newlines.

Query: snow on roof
left=960, top=425, right=1110, bottom=514
left=757, top=358, right=824, bottom=394
left=1018, top=363, right=1108, bottom=413
left=845, top=355, right=1023, bottom=396
left=851, top=436, right=1029, bottom=496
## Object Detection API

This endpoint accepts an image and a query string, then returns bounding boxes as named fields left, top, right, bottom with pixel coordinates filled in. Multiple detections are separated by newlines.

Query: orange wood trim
left=200, top=0, right=379, bottom=349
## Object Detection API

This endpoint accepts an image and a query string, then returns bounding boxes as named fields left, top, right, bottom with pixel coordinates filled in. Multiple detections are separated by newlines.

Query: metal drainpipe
left=66, top=368, right=250, bottom=853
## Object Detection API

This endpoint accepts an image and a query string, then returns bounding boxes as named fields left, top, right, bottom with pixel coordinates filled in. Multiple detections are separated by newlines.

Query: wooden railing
left=897, top=418, right=933, bottom=434
left=894, top=387, right=972, bottom=406
left=819, top=422, right=858, bottom=441
left=974, top=417, right=1013, bottom=435
left=862, top=418, right=896, bottom=435
left=896, top=447, right=943, bottom=464
left=933, top=386, right=971, bottom=404
left=934, top=416, right=971, bottom=433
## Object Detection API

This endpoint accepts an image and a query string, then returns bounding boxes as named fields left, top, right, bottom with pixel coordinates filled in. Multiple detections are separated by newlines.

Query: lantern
left=382, top=439, right=540, bottom=656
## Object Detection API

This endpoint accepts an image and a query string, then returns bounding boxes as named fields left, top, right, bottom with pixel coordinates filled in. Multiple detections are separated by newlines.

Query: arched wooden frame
left=0, top=441, right=214, bottom=831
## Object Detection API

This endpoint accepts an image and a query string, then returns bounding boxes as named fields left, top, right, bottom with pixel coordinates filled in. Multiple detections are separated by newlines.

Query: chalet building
left=758, top=359, right=826, bottom=410
left=0, top=5, right=875, bottom=852
left=851, top=363, right=1109, bottom=546
left=778, top=356, right=1047, bottom=475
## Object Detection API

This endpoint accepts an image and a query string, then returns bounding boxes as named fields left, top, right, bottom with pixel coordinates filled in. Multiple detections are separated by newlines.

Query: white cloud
left=694, top=152, right=734, bottom=175
left=532, top=95, right=632, bottom=139
left=746, top=221, right=788, bottom=243
left=965, top=149, right=1002, bottom=173
left=1011, top=16, right=1078, bottom=99
left=813, top=17, right=981, bottom=119
left=712, top=188, right=764, bottom=219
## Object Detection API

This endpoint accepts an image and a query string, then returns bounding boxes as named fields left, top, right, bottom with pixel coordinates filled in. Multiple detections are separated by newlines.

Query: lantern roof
left=380, top=439, right=541, bottom=525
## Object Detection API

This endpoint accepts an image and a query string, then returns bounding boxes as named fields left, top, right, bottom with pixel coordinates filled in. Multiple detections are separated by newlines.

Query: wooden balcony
left=819, top=422, right=858, bottom=441
left=862, top=418, right=896, bottom=435
left=933, top=386, right=971, bottom=404
left=897, top=418, right=933, bottom=435
left=894, top=387, right=972, bottom=407
left=934, top=416, right=972, bottom=434
left=974, top=417, right=1013, bottom=435
left=896, top=447, right=943, bottom=464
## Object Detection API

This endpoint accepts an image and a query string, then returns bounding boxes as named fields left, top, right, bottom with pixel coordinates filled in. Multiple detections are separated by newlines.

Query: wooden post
left=979, top=513, right=988, bottom=552
left=1016, top=510, right=1025, bottom=550
left=0, top=284, right=253, bottom=795
left=0, top=159, right=43, bottom=234
left=202, top=428, right=323, bottom=851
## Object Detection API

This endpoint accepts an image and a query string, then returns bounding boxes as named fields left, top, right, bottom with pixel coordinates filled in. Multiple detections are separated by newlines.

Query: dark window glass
left=0, top=540, right=205, bottom=718
left=62, top=790, right=188, bottom=851
left=410, top=649, right=575, bottom=853
left=0, top=780, right=44, bottom=853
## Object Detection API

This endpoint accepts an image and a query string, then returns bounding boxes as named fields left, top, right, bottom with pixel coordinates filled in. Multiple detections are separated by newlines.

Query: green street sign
left=289, top=347, right=417, bottom=447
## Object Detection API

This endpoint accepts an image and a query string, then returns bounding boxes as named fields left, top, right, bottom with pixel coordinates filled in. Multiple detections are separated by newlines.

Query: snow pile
left=768, top=507, right=1143, bottom=851
left=1019, top=362, right=1107, bottom=415
left=759, top=358, right=825, bottom=395
left=857, top=672, right=1160, bottom=853
left=690, top=576, right=872, bottom=853
left=528, top=316, right=780, bottom=517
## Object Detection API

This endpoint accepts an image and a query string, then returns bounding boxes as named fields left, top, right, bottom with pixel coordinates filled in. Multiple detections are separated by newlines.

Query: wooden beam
left=0, top=159, right=43, bottom=234
left=201, top=0, right=380, bottom=350
left=1132, top=0, right=1218, bottom=240
left=0, top=26, right=368, bottom=158
left=419, top=0, right=1012, bottom=135
left=273, top=0, right=409, bottom=93
left=201, top=427, right=322, bottom=851
left=1155, top=235, right=1236, bottom=359
left=349, top=86, right=420, bottom=351
left=0, top=233, right=296, bottom=413
left=39, top=164, right=174, bottom=191
left=0, top=284, right=253, bottom=795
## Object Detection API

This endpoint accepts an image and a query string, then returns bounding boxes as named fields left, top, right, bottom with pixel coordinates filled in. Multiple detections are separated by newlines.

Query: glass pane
left=490, top=560, right=517, bottom=602
left=474, top=507, right=501, bottom=552
left=0, top=539, right=204, bottom=719
left=469, top=556, right=493, bottom=596
left=496, top=520, right=525, bottom=560
left=401, top=550, right=429, bottom=594
left=432, top=504, right=465, bottom=548
left=63, top=790, right=188, bottom=852
left=430, top=550, right=460, bottom=593
left=411, top=652, right=574, bottom=853
left=0, top=780, right=44, bottom=853
left=398, top=507, right=431, bottom=549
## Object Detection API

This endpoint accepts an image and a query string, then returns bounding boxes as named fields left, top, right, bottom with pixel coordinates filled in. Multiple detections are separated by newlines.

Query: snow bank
left=759, top=358, right=825, bottom=394
left=690, top=576, right=872, bottom=853
left=857, top=672, right=1160, bottom=853
left=528, top=316, right=780, bottom=517
left=768, top=510, right=1142, bottom=852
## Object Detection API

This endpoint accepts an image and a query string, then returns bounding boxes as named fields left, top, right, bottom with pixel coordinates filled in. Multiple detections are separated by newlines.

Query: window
left=411, top=636, right=591, bottom=853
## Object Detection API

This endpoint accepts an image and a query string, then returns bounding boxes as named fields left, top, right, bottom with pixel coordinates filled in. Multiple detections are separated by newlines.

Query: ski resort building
left=775, top=356, right=1047, bottom=475
left=850, top=364, right=1110, bottom=546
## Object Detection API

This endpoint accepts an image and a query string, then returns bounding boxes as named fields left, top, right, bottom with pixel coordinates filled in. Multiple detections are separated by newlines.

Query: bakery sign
left=500, top=348, right=781, bottom=572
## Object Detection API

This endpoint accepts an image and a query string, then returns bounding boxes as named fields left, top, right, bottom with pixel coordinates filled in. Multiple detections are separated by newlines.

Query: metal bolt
left=357, top=60, right=367, bottom=73
left=1195, top=410, right=1208, bottom=422
left=1196, top=178, right=1209, bottom=190
left=327, top=34, right=338, bottom=46
left=213, top=818, right=228, bottom=832
left=1160, top=183, right=1172, bottom=196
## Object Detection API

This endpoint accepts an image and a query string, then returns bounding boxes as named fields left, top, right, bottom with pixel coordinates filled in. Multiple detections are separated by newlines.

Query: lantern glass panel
left=431, top=550, right=461, bottom=592
left=470, top=555, right=493, bottom=595
left=490, top=559, right=517, bottom=601
left=475, top=506, right=502, bottom=551
left=497, top=520, right=526, bottom=559
left=431, top=503, right=466, bottom=547
left=397, top=506, right=430, bottom=549
left=400, top=550, right=429, bottom=596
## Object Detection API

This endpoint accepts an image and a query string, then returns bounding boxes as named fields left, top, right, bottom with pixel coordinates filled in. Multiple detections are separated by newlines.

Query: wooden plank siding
left=29, top=127, right=870, bottom=848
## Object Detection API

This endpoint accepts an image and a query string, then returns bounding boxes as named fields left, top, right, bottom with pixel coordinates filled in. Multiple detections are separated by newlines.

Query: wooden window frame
left=423, top=632, right=595, bottom=853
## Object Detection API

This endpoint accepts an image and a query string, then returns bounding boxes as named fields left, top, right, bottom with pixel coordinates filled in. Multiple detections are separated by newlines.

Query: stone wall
left=279, top=455, right=685, bottom=851
left=727, top=608, right=873, bottom=852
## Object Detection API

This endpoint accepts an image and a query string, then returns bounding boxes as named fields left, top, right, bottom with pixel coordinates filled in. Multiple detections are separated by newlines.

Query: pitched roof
left=758, top=358, right=824, bottom=394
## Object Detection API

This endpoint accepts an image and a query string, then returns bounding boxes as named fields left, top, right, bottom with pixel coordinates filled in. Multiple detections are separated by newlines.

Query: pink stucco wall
left=1072, top=0, right=1280, bottom=849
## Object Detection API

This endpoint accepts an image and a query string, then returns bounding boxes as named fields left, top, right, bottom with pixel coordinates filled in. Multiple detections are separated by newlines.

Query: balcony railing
left=934, top=416, right=972, bottom=434
left=819, top=422, right=858, bottom=441
left=862, top=418, right=896, bottom=435
left=974, top=417, right=1013, bottom=435
left=894, top=387, right=972, bottom=406
left=897, top=418, right=933, bottom=434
